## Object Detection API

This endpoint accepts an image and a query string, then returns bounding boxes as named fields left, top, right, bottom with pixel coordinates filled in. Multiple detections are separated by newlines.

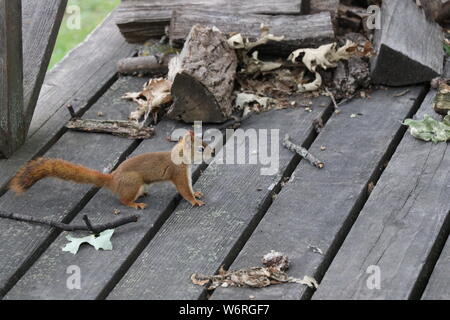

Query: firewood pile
left=109, top=0, right=448, bottom=126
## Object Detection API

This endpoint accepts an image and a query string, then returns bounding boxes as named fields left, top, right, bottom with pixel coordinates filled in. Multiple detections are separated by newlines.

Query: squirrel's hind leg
left=119, top=184, right=148, bottom=210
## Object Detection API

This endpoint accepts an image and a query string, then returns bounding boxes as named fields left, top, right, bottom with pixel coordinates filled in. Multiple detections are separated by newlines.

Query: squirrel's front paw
left=194, top=191, right=204, bottom=198
left=192, top=200, right=205, bottom=207
left=129, top=202, right=148, bottom=210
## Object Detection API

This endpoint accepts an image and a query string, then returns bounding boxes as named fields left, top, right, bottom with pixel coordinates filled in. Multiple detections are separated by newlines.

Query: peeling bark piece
left=371, top=0, right=443, bottom=86
left=115, top=0, right=303, bottom=43
left=167, top=25, right=237, bottom=123
left=170, top=9, right=335, bottom=57
left=66, top=119, right=155, bottom=139
left=332, top=57, right=370, bottom=99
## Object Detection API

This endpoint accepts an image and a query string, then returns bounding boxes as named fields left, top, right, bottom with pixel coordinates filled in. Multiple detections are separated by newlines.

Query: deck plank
left=0, top=77, right=147, bottom=297
left=422, top=236, right=450, bottom=300
left=211, top=86, right=426, bottom=300
left=0, top=11, right=136, bottom=192
left=106, top=96, right=331, bottom=300
left=313, top=90, right=449, bottom=300
left=22, top=0, right=67, bottom=130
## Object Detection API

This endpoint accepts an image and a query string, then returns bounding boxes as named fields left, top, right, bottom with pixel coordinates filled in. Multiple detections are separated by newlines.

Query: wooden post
left=0, top=0, right=25, bottom=158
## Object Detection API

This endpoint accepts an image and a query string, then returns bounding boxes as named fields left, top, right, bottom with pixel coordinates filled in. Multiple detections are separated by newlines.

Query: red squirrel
left=9, top=131, right=207, bottom=209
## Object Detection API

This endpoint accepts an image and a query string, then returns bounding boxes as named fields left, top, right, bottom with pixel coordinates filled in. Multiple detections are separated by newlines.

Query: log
left=167, top=25, right=237, bottom=123
left=115, top=0, right=303, bottom=43
left=169, top=9, right=335, bottom=57
left=308, top=0, right=339, bottom=22
left=370, top=0, right=443, bottom=86
left=331, top=34, right=371, bottom=99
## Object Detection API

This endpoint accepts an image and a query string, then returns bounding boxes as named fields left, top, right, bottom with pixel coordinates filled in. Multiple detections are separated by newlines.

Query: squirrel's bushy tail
left=9, top=157, right=112, bottom=193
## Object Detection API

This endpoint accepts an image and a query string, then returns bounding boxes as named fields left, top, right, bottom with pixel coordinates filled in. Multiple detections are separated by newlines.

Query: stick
left=217, top=113, right=252, bottom=131
left=117, top=55, right=173, bottom=75
left=283, top=134, right=324, bottom=169
left=66, top=119, right=154, bottom=139
left=0, top=211, right=139, bottom=234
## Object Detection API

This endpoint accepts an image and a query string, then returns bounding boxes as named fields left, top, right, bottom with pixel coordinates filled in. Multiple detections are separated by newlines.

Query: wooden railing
left=0, top=0, right=66, bottom=158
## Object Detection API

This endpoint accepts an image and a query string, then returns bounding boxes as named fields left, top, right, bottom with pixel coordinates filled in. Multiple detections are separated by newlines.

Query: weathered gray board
left=106, top=97, right=331, bottom=300
left=115, top=0, right=303, bottom=42
left=170, top=10, right=334, bottom=57
left=308, top=0, right=339, bottom=21
left=0, top=12, right=136, bottom=193
left=371, top=0, right=443, bottom=86
left=211, top=86, right=427, bottom=300
left=0, top=0, right=25, bottom=158
left=0, top=77, right=147, bottom=297
left=422, top=237, right=450, bottom=299
left=4, top=119, right=207, bottom=300
left=312, top=90, right=450, bottom=300
left=22, top=0, right=67, bottom=132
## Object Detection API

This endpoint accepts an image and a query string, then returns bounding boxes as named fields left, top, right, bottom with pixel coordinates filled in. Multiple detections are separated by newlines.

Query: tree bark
left=167, top=25, right=237, bottom=123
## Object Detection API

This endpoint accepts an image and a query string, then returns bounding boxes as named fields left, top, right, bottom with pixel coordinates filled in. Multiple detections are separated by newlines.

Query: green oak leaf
left=62, top=229, right=114, bottom=255
left=403, top=112, right=450, bottom=143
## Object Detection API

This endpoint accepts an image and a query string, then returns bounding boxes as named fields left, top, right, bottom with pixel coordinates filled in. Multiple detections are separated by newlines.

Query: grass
left=48, top=0, right=120, bottom=70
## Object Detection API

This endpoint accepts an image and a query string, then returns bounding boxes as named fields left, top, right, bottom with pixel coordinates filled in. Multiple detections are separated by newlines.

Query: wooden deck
left=0, top=12, right=449, bottom=301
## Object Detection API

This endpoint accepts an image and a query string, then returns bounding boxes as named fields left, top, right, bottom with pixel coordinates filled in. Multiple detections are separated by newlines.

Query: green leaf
left=444, top=42, right=450, bottom=56
left=403, top=112, right=450, bottom=143
left=62, top=229, right=115, bottom=255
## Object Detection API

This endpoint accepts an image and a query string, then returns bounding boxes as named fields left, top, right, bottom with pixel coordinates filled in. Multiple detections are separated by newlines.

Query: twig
left=67, top=104, right=76, bottom=118
left=82, top=215, right=98, bottom=234
left=66, top=118, right=154, bottom=139
left=283, top=134, right=324, bottom=169
left=392, top=89, right=410, bottom=97
left=324, top=87, right=339, bottom=110
left=217, top=113, right=252, bottom=131
left=0, top=211, right=139, bottom=234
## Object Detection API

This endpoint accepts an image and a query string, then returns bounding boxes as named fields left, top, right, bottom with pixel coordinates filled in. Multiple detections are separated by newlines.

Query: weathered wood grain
left=422, top=236, right=450, bottom=299
left=3, top=118, right=203, bottom=300
left=167, top=25, right=237, bottom=123
left=308, top=0, right=339, bottom=21
left=0, top=77, right=148, bottom=298
left=0, top=0, right=25, bottom=158
left=0, top=12, right=136, bottom=193
left=211, top=86, right=427, bottom=300
left=106, top=96, right=332, bottom=300
left=371, top=0, right=443, bottom=86
left=169, top=10, right=335, bottom=56
left=313, top=90, right=450, bottom=300
left=115, top=0, right=303, bottom=43
left=22, top=0, right=67, bottom=133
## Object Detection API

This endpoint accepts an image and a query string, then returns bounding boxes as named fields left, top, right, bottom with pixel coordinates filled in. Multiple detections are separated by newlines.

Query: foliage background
left=49, top=0, right=120, bottom=70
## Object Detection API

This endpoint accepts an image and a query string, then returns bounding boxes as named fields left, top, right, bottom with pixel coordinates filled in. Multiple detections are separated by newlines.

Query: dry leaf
left=122, top=78, right=172, bottom=123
